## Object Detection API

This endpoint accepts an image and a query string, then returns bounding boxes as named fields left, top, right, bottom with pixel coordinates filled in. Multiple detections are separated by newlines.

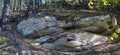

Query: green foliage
left=115, top=28, right=120, bottom=33
left=88, top=0, right=120, bottom=11
left=47, top=52, right=52, bottom=55
left=65, top=0, right=79, bottom=5
left=65, top=0, right=71, bottom=4
left=0, top=36, right=6, bottom=45
left=96, top=0, right=105, bottom=8
left=106, top=0, right=119, bottom=11
left=109, top=28, right=120, bottom=40
left=88, top=0, right=94, bottom=9
left=23, top=0, right=29, bottom=4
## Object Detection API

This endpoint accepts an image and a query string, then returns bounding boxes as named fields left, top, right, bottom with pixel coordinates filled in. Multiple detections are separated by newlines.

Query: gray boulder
left=17, top=16, right=60, bottom=38
left=34, top=36, right=51, bottom=44
left=59, top=15, right=117, bottom=33
left=40, top=32, right=108, bottom=51
left=17, top=15, right=117, bottom=37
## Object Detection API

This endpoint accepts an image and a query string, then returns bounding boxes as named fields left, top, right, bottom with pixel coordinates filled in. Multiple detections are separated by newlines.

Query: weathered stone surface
left=41, top=41, right=82, bottom=52
left=17, top=14, right=117, bottom=37
left=58, top=14, right=117, bottom=34
left=59, top=15, right=117, bottom=33
left=17, top=16, right=59, bottom=37
left=69, top=32, right=108, bottom=48
left=40, top=32, right=108, bottom=51
left=34, top=36, right=51, bottom=44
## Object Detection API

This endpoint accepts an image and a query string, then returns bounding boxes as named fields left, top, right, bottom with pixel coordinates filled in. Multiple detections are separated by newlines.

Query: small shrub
left=88, top=0, right=120, bottom=11
left=0, top=36, right=6, bottom=45
left=109, top=28, right=120, bottom=40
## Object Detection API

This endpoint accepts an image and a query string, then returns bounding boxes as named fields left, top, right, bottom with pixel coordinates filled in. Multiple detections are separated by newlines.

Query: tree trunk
left=1, top=0, right=11, bottom=31
left=54, top=0, right=57, bottom=9
left=34, top=0, right=39, bottom=11
left=83, top=0, right=89, bottom=9
left=27, top=0, right=33, bottom=17
left=19, top=0, right=22, bottom=11
left=13, top=0, right=16, bottom=12
left=39, top=0, right=42, bottom=6
left=39, top=0, right=42, bottom=8
left=62, top=0, right=65, bottom=8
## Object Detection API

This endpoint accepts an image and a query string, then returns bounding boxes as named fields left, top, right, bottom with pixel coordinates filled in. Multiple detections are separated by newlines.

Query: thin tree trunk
left=27, top=0, right=33, bottom=17
left=19, top=0, right=22, bottom=11
left=16, top=0, right=19, bottom=12
left=1, top=0, right=10, bottom=31
left=16, top=0, right=22, bottom=24
left=39, top=0, right=42, bottom=8
left=13, top=0, right=16, bottom=12
left=83, top=0, right=89, bottom=9
left=62, top=0, right=65, bottom=8
left=39, top=0, right=42, bottom=6
left=55, top=0, right=57, bottom=9
left=45, top=0, right=47, bottom=6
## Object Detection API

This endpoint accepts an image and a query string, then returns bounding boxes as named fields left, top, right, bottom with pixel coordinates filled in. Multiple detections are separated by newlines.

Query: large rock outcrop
left=36, top=32, right=108, bottom=52
left=17, top=16, right=62, bottom=37
left=59, top=14, right=117, bottom=33
left=17, top=14, right=117, bottom=37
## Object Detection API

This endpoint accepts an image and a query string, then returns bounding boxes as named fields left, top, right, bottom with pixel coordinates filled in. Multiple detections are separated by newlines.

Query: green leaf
left=109, top=32, right=118, bottom=40
left=0, top=36, right=6, bottom=45
left=110, top=37, right=114, bottom=40
left=115, top=28, right=120, bottom=33
left=47, top=52, right=52, bottom=55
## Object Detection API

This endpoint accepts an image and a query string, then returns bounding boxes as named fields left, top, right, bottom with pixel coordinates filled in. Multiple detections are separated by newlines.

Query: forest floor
left=0, top=9, right=120, bottom=55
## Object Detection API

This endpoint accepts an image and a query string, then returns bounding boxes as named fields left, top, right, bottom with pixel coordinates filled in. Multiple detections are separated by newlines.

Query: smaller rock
left=58, top=21, right=66, bottom=28
left=62, top=41, right=82, bottom=48
left=41, top=35, right=83, bottom=51
left=40, top=32, right=108, bottom=52
left=72, top=32, right=108, bottom=48
left=54, top=37, right=82, bottom=47
left=41, top=43, right=82, bottom=52
left=41, top=43, right=57, bottom=50
left=34, top=36, right=51, bottom=44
